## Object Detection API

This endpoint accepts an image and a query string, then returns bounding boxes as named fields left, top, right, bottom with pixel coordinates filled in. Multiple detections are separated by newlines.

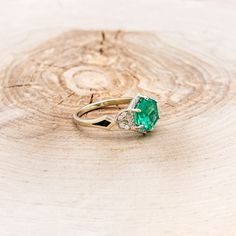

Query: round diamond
left=117, top=111, right=127, bottom=121
left=118, top=122, right=130, bottom=130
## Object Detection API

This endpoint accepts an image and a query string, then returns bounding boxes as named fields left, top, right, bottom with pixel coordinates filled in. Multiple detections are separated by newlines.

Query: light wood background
left=0, top=0, right=236, bottom=235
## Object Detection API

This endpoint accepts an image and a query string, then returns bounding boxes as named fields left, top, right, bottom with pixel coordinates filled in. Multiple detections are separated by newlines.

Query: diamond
left=117, top=111, right=127, bottom=121
left=118, top=122, right=130, bottom=130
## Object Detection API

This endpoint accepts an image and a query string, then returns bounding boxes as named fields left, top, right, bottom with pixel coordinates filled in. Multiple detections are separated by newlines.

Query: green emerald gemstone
left=133, top=96, right=159, bottom=132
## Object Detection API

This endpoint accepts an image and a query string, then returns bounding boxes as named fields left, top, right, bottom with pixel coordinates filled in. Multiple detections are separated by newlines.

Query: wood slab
left=0, top=1, right=236, bottom=235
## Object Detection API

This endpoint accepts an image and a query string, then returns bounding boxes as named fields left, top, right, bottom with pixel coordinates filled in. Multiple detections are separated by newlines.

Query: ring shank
left=73, top=97, right=132, bottom=129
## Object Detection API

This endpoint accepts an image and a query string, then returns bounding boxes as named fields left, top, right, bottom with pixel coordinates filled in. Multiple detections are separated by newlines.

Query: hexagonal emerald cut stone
left=133, top=97, right=159, bottom=132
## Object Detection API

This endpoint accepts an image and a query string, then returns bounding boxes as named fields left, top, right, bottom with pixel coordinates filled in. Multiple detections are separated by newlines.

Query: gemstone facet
left=132, top=96, right=159, bottom=132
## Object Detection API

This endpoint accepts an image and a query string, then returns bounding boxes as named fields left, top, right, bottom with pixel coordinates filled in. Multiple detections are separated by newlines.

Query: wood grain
left=0, top=1, right=236, bottom=236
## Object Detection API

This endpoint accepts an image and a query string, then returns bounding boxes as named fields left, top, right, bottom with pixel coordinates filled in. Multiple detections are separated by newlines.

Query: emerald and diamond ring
left=73, top=94, right=159, bottom=134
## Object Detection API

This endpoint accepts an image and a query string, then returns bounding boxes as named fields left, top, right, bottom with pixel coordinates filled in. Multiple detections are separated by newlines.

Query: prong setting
left=116, top=94, right=159, bottom=133
left=115, top=95, right=146, bottom=133
left=130, top=108, right=141, bottom=113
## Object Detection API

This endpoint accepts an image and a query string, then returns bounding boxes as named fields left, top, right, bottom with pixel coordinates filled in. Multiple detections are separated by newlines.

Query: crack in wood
left=114, top=30, right=122, bottom=40
left=99, top=31, right=106, bottom=55
left=101, top=31, right=106, bottom=44
left=57, top=92, right=75, bottom=105
left=4, top=83, right=35, bottom=88
left=89, top=93, right=94, bottom=104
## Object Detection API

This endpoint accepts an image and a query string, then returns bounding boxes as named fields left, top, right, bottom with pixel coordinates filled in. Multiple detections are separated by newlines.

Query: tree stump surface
left=0, top=1, right=236, bottom=236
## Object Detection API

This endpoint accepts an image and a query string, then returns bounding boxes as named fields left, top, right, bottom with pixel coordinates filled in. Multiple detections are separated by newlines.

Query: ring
left=73, top=94, right=160, bottom=134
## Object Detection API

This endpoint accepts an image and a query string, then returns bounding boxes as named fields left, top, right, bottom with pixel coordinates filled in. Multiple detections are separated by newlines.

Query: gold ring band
left=73, top=97, right=132, bottom=130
